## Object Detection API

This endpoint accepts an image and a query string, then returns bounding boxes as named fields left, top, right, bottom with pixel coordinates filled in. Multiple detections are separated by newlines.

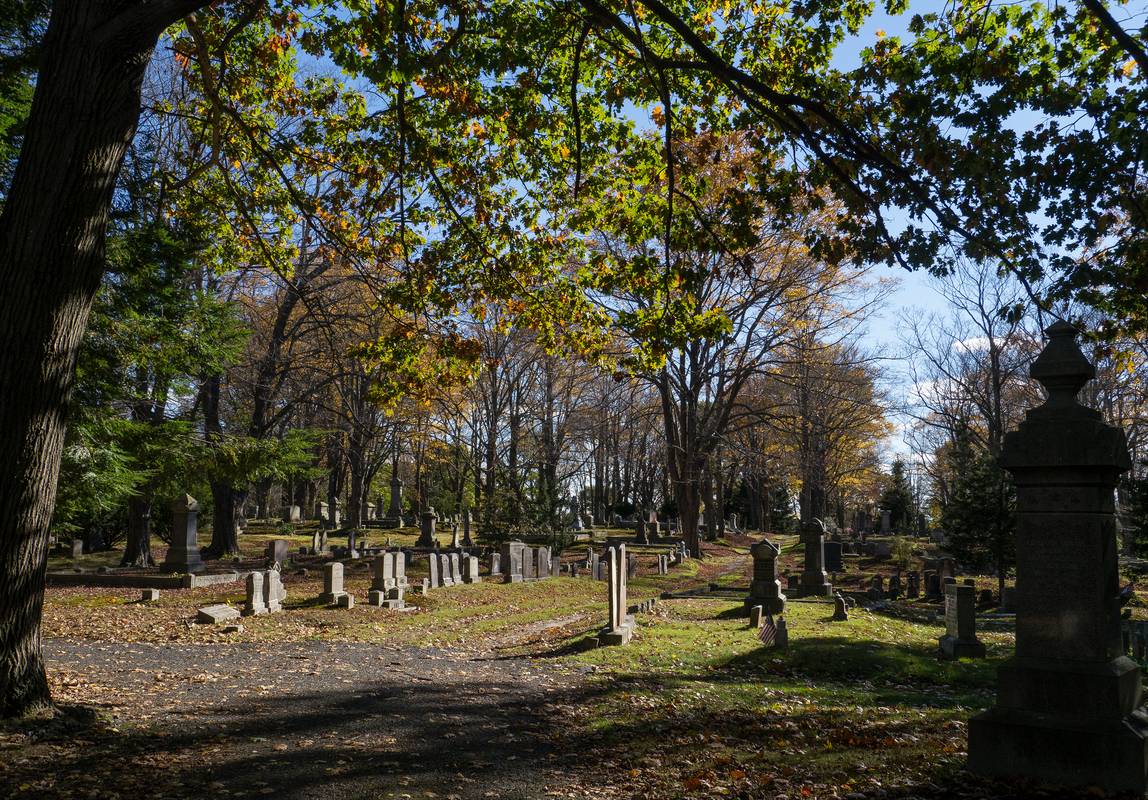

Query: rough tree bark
left=0, top=0, right=211, bottom=718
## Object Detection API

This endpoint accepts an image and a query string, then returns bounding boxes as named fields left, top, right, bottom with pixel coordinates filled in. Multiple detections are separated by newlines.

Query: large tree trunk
left=122, top=494, right=153, bottom=567
left=0, top=0, right=208, bottom=718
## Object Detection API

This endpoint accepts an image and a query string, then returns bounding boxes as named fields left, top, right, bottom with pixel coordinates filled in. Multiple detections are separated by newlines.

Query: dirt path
left=2, top=638, right=601, bottom=800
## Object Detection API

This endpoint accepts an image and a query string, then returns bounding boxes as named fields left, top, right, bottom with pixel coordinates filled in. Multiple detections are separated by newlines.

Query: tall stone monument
left=598, top=544, right=634, bottom=646
left=799, top=518, right=832, bottom=598
left=161, top=494, right=204, bottom=574
left=417, top=506, right=437, bottom=548
left=969, top=322, right=1147, bottom=793
left=744, top=538, right=786, bottom=615
left=388, top=477, right=404, bottom=518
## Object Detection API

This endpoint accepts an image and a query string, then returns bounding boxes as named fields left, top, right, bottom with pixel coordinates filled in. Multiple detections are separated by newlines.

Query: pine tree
left=879, top=459, right=915, bottom=534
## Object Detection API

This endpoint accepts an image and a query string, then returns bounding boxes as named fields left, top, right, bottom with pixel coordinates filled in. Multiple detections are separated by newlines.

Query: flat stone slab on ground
left=195, top=604, right=241, bottom=624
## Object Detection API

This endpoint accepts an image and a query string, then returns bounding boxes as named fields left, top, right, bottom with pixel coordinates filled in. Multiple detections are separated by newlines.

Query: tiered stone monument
left=598, top=544, right=634, bottom=646
left=161, top=494, right=204, bottom=574
left=799, top=518, right=832, bottom=597
left=969, top=323, right=1148, bottom=793
left=243, top=572, right=267, bottom=616
left=417, top=506, right=437, bottom=548
left=744, top=538, right=786, bottom=615
left=367, top=551, right=408, bottom=608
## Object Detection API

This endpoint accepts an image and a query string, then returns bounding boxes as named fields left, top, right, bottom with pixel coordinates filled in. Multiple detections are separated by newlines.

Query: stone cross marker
left=799, top=518, right=832, bottom=597
left=744, top=538, right=786, bottom=615
left=598, top=544, right=634, bottom=646
left=161, top=494, right=205, bottom=574
left=320, top=562, right=346, bottom=604
left=969, top=322, right=1147, bottom=793
left=939, top=583, right=983, bottom=659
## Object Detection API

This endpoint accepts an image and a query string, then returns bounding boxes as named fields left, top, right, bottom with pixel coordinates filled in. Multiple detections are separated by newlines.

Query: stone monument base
left=598, top=615, right=635, bottom=647
left=743, top=595, right=786, bottom=615
left=368, top=590, right=405, bottom=609
left=969, top=706, right=1148, bottom=795
left=938, top=633, right=985, bottom=660
left=320, top=591, right=346, bottom=605
left=799, top=580, right=833, bottom=598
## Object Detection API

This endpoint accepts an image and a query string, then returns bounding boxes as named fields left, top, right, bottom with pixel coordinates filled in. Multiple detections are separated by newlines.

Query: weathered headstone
left=786, top=574, right=800, bottom=593
left=266, top=539, right=290, bottom=566
left=634, top=516, right=649, bottom=544
left=243, top=571, right=268, bottom=616
left=748, top=605, right=764, bottom=629
left=907, top=572, right=920, bottom=599
left=969, top=323, right=1148, bottom=793
left=939, top=583, right=984, bottom=659
left=417, top=506, right=438, bottom=548
left=71, top=539, right=84, bottom=558
left=439, top=553, right=454, bottom=586
left=536, top=546, right=552, bottom=579
left=868, top=575, right=885, bottom=599
left=658, top=554, right=668, bottom=575
left=589, top=551, right=600, bottom=580
left=461, top=555, right=482, bottom=584
left=448, top=552, right=462, bottom=584
left=832, top=592, right=849, bottom=621
left=450, top=522, right=460, bottom=549
left=744, top=538, right=786, bottom=615
left=320, top=562, right=346, bottom=604
left=888, top=573, right=902, bottom=600
left=520, top=545, right=535, bottom=581
left=161, top=494, right=205, bottom=574
left=283, top=505, right=302, bottom=523
left=368, top=552, right=407, bottom=608
left=924, top=570, right=941, bottom=601
left=197, top=604, right=240, bottom=624
left=823, top=541, right=844, bottom=572
left=597, top=544, right=634, bottom=646
left=337, top=593, right=355, bottom=609
left=427, top=554, right=440, bottom=589
left=490, top=552, right=502, bottom=577
left=263, top=569, right=284, bottom=613
left=977, top=588, right=994, bottom=607
left=799, top=518, right=832, bottom=597
left=880, top=509, right=892, bottom=534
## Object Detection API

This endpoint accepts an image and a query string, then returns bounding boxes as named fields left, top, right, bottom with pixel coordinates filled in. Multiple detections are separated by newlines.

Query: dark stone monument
left=799, top=518, right=833, bottom=598
left=161, top=494, right=204, bottom=574
left=939, top=583, right=985, bottom=659
left=500, top=540, right=525, bottom=583
left=824, top=541, right=844, bottom=572
left=744, top=538, right=786, bottom=615
left=907, top=572, right=920, bottom=599
left=969, top=323, right=1148, bottom=793
left=832, top=592, right=848, bottom=621
left=417, top=506, right=437, bottom=548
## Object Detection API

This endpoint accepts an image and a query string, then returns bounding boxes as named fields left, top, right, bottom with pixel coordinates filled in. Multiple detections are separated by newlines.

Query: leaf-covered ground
left=7, top=535, right=1143, bottom=799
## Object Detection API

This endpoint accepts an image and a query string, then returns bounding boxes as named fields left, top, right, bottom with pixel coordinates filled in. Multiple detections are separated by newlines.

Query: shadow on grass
left=7, top=637, right=1126, bottom=800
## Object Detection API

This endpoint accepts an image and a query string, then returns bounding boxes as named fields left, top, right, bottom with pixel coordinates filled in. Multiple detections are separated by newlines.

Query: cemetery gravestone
left=969, top=323, right=1148, bottom=793
left=439, top=553, right=454, bottom=586
left=906, top=572, right=919, bottom=598
left=462, top=509, right=474, bottom=547
left=799, top=518, right=833, bottom=598
left=501, top=541, right=525, bottom=583
left=243, top=572, right=267, bottom=616
left=320, top=563, right=347, bottom=604
left=428, top=553, right=441, bottom=589
left=598, top=544, right=634, bottom=646
left=744, top=538, right=786, bottom=615
left=490, top=552, right=501, bottom=577
left=71, top=539, right=84, bottom=558
left=634, top=516, right=649, bottom=545
left=832, top=592, right=849, bottom=621
left=462, top=555, right=482, bottom=584
left=824, top=541, right=844, bottom=572
left=749, top=605, right=764, bottom=629
left=264, top=569, right=285, bottom=613
left=161, top=494, right=205, bottom=574
left=140, top=588, right=160, bottom=602
left=521, top=546, right=536, bottom=581
left=197, top=604, right=240, bottom=624
left=417, top=507, right=438, bottom=548
left=938, top=583, right=984, bottom=659
left=266, top=539, right=290, bottom=565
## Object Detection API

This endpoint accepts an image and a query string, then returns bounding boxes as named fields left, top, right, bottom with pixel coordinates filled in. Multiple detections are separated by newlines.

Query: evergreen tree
left=879, top=459, right=914, bottom=534
left=940, top=421, right=1016, bottom=592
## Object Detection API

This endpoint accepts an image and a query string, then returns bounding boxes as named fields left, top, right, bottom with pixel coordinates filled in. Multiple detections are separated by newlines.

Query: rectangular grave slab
left=197, top=604, right=240, bottom=624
